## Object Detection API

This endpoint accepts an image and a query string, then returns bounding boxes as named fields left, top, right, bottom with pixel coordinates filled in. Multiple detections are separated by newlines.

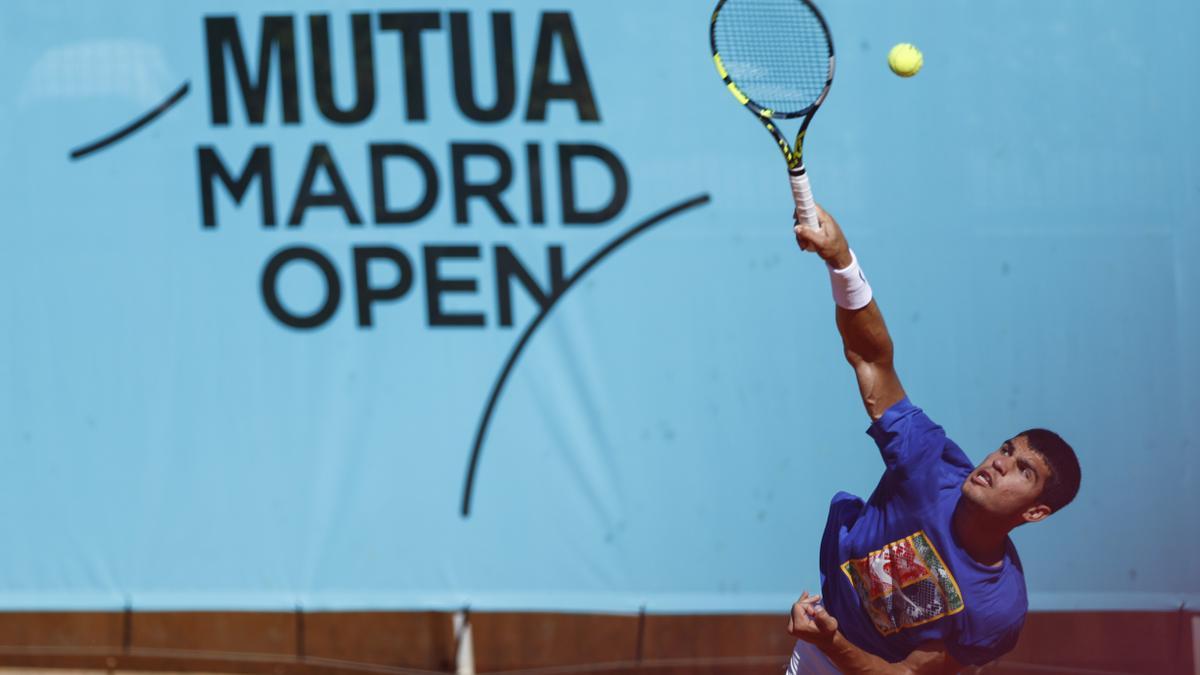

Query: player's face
left=961, top=435, right=1053, bottom=522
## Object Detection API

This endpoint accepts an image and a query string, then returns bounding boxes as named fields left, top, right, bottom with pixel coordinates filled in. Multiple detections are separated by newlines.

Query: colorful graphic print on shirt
left=839, top=530, right=965, bottom=636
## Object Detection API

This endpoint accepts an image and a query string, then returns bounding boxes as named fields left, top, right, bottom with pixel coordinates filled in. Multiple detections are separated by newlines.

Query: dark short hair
left=1017, top=428, right=1081, bottom=514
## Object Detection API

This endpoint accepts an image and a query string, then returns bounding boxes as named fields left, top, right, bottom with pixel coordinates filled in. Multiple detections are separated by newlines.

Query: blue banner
left=0, top=0, right=1196, bottom=612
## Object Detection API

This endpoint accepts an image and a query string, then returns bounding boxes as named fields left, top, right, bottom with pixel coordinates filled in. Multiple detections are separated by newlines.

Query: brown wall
left=0, top=610, right=1191, bottom=674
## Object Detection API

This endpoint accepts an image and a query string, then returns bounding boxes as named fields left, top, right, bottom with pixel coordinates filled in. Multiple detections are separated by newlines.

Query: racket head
left=710, top=0, right=835, bottom=119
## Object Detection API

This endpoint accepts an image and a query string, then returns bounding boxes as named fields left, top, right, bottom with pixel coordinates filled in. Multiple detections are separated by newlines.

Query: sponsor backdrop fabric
left=1, top=1, right=1197, bottom=612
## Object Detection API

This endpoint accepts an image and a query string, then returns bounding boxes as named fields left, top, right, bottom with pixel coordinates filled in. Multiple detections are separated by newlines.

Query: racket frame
left=709, top=0, right=835, bottom=228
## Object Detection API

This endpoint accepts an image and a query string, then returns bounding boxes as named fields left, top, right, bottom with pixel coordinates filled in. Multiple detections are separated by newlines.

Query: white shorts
left=786, top=638, right=842, bottom=674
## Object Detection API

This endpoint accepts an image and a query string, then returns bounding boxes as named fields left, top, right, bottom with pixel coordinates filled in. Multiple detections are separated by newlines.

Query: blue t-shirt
left=818, top=398, right=1027, bottom=666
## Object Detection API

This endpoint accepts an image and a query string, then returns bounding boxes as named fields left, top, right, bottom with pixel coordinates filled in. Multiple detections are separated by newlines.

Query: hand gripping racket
left=710, top=0, right=835, bottom=229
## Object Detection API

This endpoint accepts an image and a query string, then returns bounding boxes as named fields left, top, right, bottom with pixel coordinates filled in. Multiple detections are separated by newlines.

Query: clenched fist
left=788, top=591, right=839, bottom=647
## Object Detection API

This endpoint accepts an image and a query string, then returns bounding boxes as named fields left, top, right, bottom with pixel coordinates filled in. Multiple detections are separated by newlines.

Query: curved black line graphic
left=69, top=81, right=191, bottom=160
left=460, top=193, right=712, bottom=517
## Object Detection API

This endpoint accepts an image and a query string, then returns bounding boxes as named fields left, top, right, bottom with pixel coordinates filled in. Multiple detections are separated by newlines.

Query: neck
left=952, top=498, right=1011, bottom=567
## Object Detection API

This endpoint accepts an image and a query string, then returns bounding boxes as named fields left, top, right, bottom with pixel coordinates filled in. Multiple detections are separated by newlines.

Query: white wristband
left=828, top=249, right=873, bottom=310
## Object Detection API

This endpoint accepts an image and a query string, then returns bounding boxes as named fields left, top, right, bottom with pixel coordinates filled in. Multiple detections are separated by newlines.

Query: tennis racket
left=710, top=0, right=835, bottom=229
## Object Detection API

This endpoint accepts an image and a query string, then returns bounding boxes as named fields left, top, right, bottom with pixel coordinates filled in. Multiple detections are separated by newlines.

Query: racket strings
left=713, top=0, right=831, bottom=114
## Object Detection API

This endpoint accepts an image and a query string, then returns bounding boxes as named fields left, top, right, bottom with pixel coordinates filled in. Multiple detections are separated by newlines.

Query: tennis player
left=784, top=205, right=1082, bottom=674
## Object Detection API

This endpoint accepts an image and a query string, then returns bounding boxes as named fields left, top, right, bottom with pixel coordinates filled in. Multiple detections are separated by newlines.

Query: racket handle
left=789, top=169, right=820, bottom=230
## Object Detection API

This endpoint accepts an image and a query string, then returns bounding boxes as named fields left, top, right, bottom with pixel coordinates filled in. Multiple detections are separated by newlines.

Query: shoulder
left=940, top=437, right=974, bottom=476
left=868, top=399, right=970, bottom=478
left=867, top=398, right=945, bottom=459
left=868, top=397, right=938, bottom=438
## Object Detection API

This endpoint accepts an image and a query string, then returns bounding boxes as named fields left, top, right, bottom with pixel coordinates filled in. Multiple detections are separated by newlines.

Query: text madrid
left=198, top=11, right=633, bottom=330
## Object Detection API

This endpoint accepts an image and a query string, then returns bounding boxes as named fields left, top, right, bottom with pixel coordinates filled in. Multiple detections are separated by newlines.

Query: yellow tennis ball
left=888, top=43, right=923, bottom=77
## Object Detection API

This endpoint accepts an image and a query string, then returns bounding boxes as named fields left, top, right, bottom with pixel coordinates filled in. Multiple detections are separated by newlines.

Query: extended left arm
left=789, top=594, right=962, bottom=674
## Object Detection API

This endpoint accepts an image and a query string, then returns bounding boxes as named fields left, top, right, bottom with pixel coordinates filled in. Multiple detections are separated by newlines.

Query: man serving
left=785, top=206, right=1082, bottom=674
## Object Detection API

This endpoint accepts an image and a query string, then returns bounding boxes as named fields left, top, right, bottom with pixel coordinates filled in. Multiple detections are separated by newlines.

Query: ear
left=1022, top=504, right=1052, bottom=524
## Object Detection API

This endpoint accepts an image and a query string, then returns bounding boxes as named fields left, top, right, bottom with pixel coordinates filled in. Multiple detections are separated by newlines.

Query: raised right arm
left=795, top=206, right=906, bottom=420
